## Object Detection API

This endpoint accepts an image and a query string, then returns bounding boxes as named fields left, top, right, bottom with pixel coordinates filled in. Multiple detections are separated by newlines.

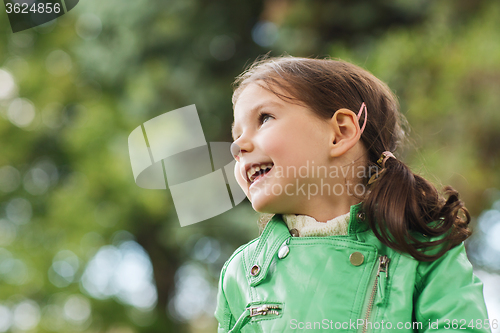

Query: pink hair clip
left=357, top=102, right=367, bottom=135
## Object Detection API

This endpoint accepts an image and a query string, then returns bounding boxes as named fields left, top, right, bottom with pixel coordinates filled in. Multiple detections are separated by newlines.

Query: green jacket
left=214, top=203, right=492, bottom=332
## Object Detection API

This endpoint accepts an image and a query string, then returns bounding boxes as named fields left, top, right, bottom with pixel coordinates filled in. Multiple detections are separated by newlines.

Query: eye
left=258, top=112, right=273, bottom=125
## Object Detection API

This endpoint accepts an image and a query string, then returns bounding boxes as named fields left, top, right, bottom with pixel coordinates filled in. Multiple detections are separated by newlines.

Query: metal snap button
left=357, top=212, right=365, bottom=222
left=349, top=252, right=364, bottom=266
left=278, top=245, right=290, bottom=259
left=250, top=264, right=260, bottom=276
left=290, top=228, right=300, bottom=237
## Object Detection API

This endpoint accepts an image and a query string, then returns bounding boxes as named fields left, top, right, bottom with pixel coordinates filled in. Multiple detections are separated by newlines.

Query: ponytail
left=363, top=154, right=471, bottom=262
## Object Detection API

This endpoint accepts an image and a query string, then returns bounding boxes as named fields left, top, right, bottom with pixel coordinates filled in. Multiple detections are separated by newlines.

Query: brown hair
left=232, top=55, right=471, bottom=262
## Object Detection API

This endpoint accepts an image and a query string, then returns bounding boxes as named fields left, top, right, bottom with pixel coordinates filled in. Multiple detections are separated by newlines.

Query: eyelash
left=233, top=112, right=274, bottom=141
left=258, top=112, right=273, bottom=125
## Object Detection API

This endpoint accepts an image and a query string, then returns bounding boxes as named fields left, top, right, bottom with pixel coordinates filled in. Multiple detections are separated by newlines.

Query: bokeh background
left=1, top=0, right=500, bottom=332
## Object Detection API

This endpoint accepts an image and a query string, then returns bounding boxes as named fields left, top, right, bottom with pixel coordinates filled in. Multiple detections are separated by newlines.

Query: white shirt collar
left=282, top=212, right=350, bottom=237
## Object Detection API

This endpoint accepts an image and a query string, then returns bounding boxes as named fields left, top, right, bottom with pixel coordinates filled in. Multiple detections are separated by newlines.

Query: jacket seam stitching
left=289, top=242, right=377, bottom=251
left=288, top=238, right=376, bottom=245
left=246, top=246, right=265, bottom=333
left=249, top=222, right=289, bottom=286
left=229, top=239, right=259, bottom=264
left=218, top=261, right=233, bottom=331
left=251, top=221, right=277, bottom=265
left=242, top=244, right=263, bottom=333
left=242, top=245, right=254, bottom=301
left=255, top=234, right=289, bottom=285
left=222, top=281, right=232, bottom=330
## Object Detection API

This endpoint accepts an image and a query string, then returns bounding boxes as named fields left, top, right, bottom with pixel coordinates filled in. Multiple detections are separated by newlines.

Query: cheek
left=261, top=132, right=289, bottom=158
left=265, top=134, right=301, bottom=166
left=234, top=162, right=248, bottom=193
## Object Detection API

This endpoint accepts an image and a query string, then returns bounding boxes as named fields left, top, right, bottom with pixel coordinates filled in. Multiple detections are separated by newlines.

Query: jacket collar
left=348, top=202, right=370, bottom=235
left=248, top=202, right=368, bottom=287
left=248, top=213, right=291, bottom=287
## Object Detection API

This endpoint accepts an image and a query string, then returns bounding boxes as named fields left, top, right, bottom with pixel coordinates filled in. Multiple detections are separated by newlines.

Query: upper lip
left=243, top=161, right=274, bottom=183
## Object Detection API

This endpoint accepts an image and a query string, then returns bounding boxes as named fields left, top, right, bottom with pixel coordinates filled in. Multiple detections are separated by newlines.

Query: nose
left=231, top=135, right=254, bottom=160
left=230, top=142, right=241, bottom=160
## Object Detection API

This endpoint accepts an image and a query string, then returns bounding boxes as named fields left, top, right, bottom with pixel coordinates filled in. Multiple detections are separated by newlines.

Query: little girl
left=215, top=56, right=492, bottom=332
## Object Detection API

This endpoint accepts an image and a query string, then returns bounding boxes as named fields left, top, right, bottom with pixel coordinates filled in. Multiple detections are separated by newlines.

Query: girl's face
left=231, top=82, right=337, bottom=214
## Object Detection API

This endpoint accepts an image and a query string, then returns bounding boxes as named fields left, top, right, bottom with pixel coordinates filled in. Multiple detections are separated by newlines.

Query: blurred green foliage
left=0, top=0, right=499, bottom=332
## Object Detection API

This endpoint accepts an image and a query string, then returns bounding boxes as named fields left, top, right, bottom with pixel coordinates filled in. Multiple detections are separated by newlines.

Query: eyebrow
left=231, top=101, right=283, bottom=140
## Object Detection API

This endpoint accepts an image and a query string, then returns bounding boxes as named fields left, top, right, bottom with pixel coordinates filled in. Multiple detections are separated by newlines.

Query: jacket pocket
left=229, top=301, right=284, bottom=333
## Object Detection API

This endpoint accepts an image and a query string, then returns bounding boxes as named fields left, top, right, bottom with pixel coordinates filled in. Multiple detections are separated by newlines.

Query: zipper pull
left=249, top=304, right=281, bottom=317
left=375, top=255, right=390, bottom=305
left=229, top=304, right=281, bottom=333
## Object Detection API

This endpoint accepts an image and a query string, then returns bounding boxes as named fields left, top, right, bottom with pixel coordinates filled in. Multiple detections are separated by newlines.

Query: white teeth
left=247, top=163, right=273, bottom=182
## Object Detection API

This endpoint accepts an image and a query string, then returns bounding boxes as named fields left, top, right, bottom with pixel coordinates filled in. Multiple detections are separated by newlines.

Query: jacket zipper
left=229, top=304, right=281, bottom=333
left=249, top=304, right=281, bottom=317
left=362, top=255, right=390, bottom=333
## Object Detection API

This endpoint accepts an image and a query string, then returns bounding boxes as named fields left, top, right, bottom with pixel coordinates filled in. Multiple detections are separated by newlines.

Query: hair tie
left=368, top=151, right=396, bottom=185
left=377, top=151, right=396, bottom=168
left=357, top=102, right=367, bottom=135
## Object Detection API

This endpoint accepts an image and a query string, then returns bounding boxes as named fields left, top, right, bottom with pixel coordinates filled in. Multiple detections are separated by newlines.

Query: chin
left=250, top=194, right=284, bottom=215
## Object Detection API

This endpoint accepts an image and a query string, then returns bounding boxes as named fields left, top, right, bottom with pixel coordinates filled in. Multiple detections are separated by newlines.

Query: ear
left=328, top=108, right=361, bottom=157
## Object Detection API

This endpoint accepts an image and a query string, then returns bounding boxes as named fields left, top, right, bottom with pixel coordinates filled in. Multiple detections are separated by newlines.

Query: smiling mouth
left=247, top=163, right=274, bottom=184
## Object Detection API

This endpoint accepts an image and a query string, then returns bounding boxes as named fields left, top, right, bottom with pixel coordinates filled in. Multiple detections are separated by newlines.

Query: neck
left=291, top=194, right=361, bottom=222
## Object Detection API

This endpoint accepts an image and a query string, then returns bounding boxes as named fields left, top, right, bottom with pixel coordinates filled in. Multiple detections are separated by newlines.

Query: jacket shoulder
left=413, top=242, right=490, bottom=332
left=221, top=237, right=260, bottom=276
